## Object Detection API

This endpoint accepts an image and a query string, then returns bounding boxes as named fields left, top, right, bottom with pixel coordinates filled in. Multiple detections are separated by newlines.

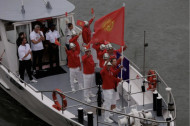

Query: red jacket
left=65, top=49, right=81, bottom=68
left=100, top=66, right=120, bottom=90
left=109, top=46, right=127, bottom=57
left=82, top=54, right=95, bottom=74
left=82, top=18, right=94, bottom=44
left=97, top=50, right=107, bottom=68
left=110, top=58, right=122, bottom=77
left=69, top=35, right=80, bottom=52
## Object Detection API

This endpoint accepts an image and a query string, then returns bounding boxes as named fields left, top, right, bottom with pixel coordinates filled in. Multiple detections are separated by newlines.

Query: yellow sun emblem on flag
left=79, top=22, right=82, bottom=25
left=102, top=19, right=115, bottom=32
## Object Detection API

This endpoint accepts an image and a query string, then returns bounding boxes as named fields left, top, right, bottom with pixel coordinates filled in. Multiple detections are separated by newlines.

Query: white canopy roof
left=0, top=0, right=75, bottom=22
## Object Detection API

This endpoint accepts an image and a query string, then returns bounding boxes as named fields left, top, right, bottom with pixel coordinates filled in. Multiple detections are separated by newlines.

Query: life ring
left=147, top=70, right=157, bottom=90
left=52, top=89, right=67, bottom=111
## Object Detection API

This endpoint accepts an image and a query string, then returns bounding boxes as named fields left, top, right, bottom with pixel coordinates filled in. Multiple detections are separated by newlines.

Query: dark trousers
left=49, top=43, right=59, bottom=68
left=32, top=50, right=43, bottom=70
left=19, top=60, right=33, bottom=81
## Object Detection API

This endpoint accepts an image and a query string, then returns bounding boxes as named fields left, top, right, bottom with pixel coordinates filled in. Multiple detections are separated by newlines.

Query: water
left=0, top=0, right=189, bottom=126
left=0, top=88, right=49, bottom=126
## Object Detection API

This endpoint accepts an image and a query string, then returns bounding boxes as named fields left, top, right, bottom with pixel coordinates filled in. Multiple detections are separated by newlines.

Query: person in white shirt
left=65, top=21, right=75, bottom=50
left=46, top=24, right=60, bottom=69
left=30, top=25, right=45, bottom=73
left=18, top=37, right=37, bottom=83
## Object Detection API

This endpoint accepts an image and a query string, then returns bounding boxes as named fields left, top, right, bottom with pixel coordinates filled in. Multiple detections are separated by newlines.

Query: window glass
left=4, top=21, right=15, bottom=43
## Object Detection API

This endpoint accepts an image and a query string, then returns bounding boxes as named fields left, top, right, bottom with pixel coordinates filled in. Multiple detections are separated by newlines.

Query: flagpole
left=121, top=2, right=125, bottom=109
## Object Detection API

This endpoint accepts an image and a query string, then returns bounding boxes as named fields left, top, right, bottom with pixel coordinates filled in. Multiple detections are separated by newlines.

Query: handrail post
left=62, top=97, right=64, bottom=114
left=41, top=92, right=43, bottom=100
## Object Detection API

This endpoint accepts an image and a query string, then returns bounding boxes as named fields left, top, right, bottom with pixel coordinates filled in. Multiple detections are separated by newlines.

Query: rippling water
left=0, top=88, right=49, bottom=126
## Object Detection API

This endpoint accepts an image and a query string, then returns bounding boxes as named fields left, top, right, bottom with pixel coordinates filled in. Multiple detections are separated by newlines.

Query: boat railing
left=0, top=61, right=176, bottom=126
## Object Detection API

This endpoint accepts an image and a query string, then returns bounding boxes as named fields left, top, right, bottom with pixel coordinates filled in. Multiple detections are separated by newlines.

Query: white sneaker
left=85, top=97, right=91, bottom=103
left=104, top=117, right=113, bottom=123
left=113, top=107, right=121, bottom=112
left=30, top=79, right=38, bottom=83
left=72, top=88, right=76, bottom=93
left=89, top=93, right=96, bottom=98
left=73, top=78, right=78, bottom=84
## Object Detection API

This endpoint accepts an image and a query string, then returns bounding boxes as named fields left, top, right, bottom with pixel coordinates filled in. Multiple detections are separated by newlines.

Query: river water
left=0, top=0, right=189, bottom=126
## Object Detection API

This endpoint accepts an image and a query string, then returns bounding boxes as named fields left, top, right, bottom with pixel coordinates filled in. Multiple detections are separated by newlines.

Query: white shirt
left=30, top=31, right=44, bottom=51
left=46, top=30, right=60, bottom=43
left=18, top=44, right=31, bottom=61
left=65, top=26, right=75, bottom=44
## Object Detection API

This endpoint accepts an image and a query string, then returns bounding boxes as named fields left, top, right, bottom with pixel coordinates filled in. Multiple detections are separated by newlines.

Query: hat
left=107, top=62, right=112, bottom=66
left=100, top=44, right=106, bottom=50
left=103, top=53, right=110, bottom=60
left=84, top=21, right=89, bottom=26
left=69, top=43, right=76, bottom=48
left=107, top=43, right=113, bottom=50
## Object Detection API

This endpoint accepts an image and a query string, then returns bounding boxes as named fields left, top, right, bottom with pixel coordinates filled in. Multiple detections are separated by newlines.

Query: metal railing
left=0, top=61, right=176, bottom=126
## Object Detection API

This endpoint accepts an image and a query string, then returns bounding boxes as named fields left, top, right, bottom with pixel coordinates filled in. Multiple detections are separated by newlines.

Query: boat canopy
left=0, top=0, right=75, bottom=22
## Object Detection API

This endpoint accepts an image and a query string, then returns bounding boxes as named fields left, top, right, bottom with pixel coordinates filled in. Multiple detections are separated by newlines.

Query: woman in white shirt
left=18, top=37, right=37, bottom=83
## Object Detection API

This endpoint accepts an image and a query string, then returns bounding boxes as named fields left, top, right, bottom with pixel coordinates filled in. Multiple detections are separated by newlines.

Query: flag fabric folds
left=90, top=7, right=125, bottom=46
left=116, top=52, right=129, bottom=83
left=77, top=20, right=85, bottom=27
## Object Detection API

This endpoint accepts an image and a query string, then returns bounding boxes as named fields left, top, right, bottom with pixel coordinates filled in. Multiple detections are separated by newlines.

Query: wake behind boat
left=0, top=0, right=176, bottom=126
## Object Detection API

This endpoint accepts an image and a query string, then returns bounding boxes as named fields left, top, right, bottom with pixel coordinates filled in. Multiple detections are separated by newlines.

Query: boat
left=0, top=0, right=176, bottom=126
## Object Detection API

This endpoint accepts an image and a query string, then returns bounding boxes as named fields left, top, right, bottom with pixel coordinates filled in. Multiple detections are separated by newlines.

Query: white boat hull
left=0, top=64, right=82, bottom=126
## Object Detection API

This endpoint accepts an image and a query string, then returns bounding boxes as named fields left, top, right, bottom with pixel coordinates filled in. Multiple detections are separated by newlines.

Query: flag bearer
left=110, top=56, right=123, bottom=112
left=64, top=43, right=83, bottom=92
left=82, top=16, right=95, bottom=44
left=82, top=46, right=96, bottom=103
left=100, top=62, right=121, bottom=123
left=46, top=24, right=60, bottom=69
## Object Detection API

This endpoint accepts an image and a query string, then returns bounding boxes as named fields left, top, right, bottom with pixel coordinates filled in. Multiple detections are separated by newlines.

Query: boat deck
left=26, top=65, right=167, bottom=126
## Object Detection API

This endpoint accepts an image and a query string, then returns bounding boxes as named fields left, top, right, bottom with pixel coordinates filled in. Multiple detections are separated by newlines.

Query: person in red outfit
left=100, top=62, right=121, bottom=123
left=110, top=56, right=123, bottom=112
left=69, top=31, right=82, bottom=52
left=98, top=46, right=107, bottom=68
left=82, top=47, right=96, bottom=103
left=64, top=43, right=83, bottom=92
left=82, top=16, right=95, bottom=44
left=107, top=43, right=127, bottom=57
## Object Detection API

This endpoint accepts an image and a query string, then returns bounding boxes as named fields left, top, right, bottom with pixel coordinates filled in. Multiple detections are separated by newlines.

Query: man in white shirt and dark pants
left=30, top=25, right=45, bottom=73
left=18, top=37, right=37, bottom=83
left=46, top=24, right=60, bottom=69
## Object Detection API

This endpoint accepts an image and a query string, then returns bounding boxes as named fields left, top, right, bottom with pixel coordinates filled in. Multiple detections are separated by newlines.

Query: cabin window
left=4, top=21, right=15, bottom=44
left=16, top=24, right=30, bottom=44
left=0, top=35, right=2, bottom=41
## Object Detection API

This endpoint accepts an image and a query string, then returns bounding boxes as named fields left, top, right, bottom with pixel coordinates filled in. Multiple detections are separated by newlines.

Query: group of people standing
left=64, top=16, right=127, bottom=123
left=17, top=24, right=60, bottom=83
left=16, top=16, right=127, bottom=123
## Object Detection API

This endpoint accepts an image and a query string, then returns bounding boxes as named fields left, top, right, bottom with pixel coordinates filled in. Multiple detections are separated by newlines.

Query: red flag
left=91, top=7, right=125, bottom=46
left=77, top=20, right=85, bottom=27
left=55, top=39, right=61, bottom=46
left=65, top=12, right=68, bottom=17
left=91, top=8, right=94, bottom=14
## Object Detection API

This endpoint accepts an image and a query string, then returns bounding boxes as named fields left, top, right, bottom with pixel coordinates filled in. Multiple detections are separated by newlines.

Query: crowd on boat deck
left=16, top=15, right=127, bottom=124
